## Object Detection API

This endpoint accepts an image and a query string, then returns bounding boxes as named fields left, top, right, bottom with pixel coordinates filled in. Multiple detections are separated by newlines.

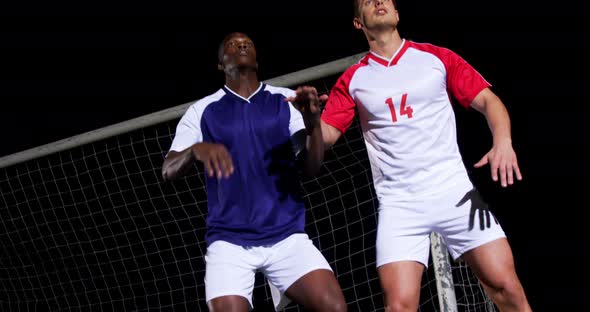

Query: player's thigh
left=285, top=269, right=346, bottom=310
left=204, top=240, right=258, bottom=309
left=460, top=237, right=520, bottom=289
left=264, top=234, right=339, bottom=308
left=436, top=186, right=506, bottom=262
left=378, top=261, right=424, bottom=308
left=376, top=204, right=430, bottom=308
left=208, top=295, right=250, bottom=312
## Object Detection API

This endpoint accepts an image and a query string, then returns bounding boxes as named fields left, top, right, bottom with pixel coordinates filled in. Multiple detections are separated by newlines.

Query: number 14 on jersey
left=385, top=94, right=413, bottom=122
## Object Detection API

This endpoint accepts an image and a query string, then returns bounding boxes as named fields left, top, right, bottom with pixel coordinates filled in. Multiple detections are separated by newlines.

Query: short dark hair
left=353, top=0, right=361, bottom=18
left=354, top=0, right=397, bottom=18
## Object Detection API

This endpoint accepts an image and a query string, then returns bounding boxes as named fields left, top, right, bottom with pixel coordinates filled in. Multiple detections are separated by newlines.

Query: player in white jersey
left=289, top=0, right=532, bottom=311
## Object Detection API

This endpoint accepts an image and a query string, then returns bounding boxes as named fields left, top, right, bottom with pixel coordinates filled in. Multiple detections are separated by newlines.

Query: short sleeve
left=288, top=99, right=306, bottom=157
left=287, top=91, right=306, bottom=137
left=439, top=48, right=491, bottom=108
left=321, top=66, right=360, bottom=133
left=168, top=105, right=203, bottom=154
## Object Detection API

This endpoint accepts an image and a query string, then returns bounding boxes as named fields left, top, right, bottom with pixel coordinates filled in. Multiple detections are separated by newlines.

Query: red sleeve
left=438, top=47, right=491, bottom=108
left=321, top=64, right=363, bottom=133
left=410, top=42, right=491, bottom=108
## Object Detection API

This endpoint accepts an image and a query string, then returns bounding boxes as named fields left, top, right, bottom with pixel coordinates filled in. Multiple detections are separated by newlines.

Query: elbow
left=161, top=161, right=177, bottom=181
left=161, top=165, right=170, bottom=182
left=161, top=149, right=193, bottom=181
left=324, top=140, right=335, bottom=151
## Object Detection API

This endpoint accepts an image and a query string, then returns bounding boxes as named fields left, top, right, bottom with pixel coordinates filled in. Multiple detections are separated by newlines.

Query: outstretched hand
left=285, top=86, right=328, bottom=132
left=474, top=140, right=522, bottom=187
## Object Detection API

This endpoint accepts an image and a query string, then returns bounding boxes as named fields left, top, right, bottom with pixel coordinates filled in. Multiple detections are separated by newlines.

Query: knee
left=385, top=301, right=415, bottom=312
left=327, top=300, right=347, bottom=312
left=384, top=293, right=419, bottom=312
left=323, top=295, right=348, bottom=312
left=314, top=292, right=347, bottom=312
left=488, top=278, right=527, bottom=303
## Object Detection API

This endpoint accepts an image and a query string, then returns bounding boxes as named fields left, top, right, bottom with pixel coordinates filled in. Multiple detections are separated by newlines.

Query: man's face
left=220, top=33, right=257, bottom=71
left=355, top=0, right=399, bottom=31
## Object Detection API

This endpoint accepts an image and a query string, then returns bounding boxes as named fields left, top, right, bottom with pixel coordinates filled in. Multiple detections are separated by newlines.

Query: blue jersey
left=168, top=83, right=307, bottom=247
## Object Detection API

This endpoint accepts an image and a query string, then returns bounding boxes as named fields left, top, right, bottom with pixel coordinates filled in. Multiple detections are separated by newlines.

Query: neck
left=225, top=68, right=260, bottom=98
left=365, top=28, right=403, bottom=59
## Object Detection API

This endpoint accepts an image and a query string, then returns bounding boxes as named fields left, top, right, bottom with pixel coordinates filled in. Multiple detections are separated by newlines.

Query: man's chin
left=235, top=63, right=258, bottom=71
left=367, top=20, right=397, bottom=31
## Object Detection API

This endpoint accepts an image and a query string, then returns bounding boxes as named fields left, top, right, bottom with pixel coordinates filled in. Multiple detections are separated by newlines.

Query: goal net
left=0, top=53, right=496, bottom=311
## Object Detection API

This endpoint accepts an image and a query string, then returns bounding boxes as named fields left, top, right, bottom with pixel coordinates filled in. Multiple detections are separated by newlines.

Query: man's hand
left=474, top=139, right=522, bottom=187
left=192, top=143, right=234, bottom=179
left=286, top=86, right=328, bottom=133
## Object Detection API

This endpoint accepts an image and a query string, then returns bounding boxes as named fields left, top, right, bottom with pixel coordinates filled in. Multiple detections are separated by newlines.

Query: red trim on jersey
left=390, top=40, right=410, bottom=66
left=321, top=59, right=368, bottom=133
left=408, top=41, right=491, bottom=108
left=367, top=52, right=389, bottom=67
left=367, top=40, right=410, bottom=67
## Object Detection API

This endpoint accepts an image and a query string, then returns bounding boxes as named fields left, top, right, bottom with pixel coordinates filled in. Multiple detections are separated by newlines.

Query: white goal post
left=0, top=51, right=483, bottom=312
left=0, top=52, right=367, bottom=169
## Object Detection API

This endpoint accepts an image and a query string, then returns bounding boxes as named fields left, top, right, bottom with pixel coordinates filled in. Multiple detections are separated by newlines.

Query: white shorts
left=376, top=180, right=506, bottom=268
left=204, top=233, right=332, bottom=310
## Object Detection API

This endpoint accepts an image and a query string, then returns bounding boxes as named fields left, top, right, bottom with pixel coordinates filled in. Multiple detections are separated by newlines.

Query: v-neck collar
left=366, top=39, right=409, bottom=67
left=222, top=83, right=265, bottom=103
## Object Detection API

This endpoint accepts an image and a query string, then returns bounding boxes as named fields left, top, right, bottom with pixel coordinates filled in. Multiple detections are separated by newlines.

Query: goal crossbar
left=0, top=50, right=475, bottom=311
left=0, top=51, right=368, bottom=169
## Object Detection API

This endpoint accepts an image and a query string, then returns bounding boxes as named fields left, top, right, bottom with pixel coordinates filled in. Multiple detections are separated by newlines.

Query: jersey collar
left=222, top=83, right=265, bottom=103
left=366, top=39, right=409, bottom=67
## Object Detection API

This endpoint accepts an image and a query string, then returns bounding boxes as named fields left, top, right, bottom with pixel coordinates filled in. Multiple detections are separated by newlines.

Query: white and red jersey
left=322, top=39, right=490, bottom=202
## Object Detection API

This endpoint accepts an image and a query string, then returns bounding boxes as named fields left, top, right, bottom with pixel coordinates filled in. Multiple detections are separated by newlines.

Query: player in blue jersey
left=161, top=32, right=347, bottom=312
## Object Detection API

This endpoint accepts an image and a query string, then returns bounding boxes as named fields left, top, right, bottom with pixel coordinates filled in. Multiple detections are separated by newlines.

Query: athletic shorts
left=376, top=180, right=506, bottom=268
left=204, top=233, right=332, bottom=310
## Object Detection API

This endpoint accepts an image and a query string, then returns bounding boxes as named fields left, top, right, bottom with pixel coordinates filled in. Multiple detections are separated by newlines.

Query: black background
left=1, top=0, right=588, bottom=310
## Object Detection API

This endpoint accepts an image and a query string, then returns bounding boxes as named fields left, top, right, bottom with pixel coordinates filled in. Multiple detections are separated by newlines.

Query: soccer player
left=161, top=32, right=347, bottom=312
left=288, top=1, right=532, bottom=311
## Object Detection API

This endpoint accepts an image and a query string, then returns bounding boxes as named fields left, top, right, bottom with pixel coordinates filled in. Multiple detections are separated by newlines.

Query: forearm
left=472, top=88, right=523, bottom=185
left=484, top=99, right=512, bottom=145
left=472, top=89, right=513, bottom=146
left=321, top=120, right=342, bottom=151
left=161, top=145, right=198, bottom=181
left=302, top=124, right=325, bottom=176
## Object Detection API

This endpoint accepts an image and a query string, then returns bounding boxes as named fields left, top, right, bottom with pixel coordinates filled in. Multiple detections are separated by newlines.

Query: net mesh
left=0, top=74, right=496, bottom=311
